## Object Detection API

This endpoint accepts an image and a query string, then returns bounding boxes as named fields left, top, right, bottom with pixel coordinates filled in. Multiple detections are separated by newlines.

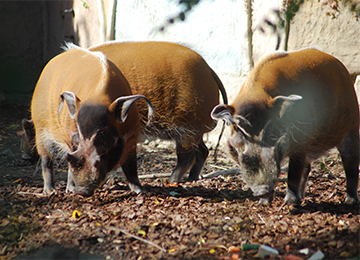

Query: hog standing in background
left=89, top=41, right=227, bottom=183
left=21, top=118, right=39, bottom=163
left=211, top=49, right=359, bottom=205
left=31, top=43, right=153, bottom=196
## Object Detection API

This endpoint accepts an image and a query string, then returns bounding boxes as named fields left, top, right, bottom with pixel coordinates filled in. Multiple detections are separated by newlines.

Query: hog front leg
left=121, top=150, right=142, bottom=194
left=41, top=155, right=56, bottom=195
left=66, top=169, right=76, bottom=193
left=285, top=152, right=307, bottom=205
left=299, top=162, right=311, bottom=199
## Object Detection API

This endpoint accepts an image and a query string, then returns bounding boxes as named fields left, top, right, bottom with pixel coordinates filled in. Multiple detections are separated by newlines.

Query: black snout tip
left=75, top=188, right=94, bottom=197
left=254, top=192, right=273, bottom=199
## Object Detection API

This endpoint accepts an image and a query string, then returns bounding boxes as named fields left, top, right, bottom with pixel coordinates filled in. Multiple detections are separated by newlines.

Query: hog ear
left=110, top=95, right=154, bottom=124
left=211, top=104, right=236, bottom=126
left=58, top=91, right=81, bottom=119
left=273, top=94, right=302, bottom=119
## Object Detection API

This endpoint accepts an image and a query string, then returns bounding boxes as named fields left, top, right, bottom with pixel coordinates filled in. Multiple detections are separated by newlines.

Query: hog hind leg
left=168, top=141, right=196, bottom=183
left=121, top=150, right=142, bottom=194
left=285, top=151, right=308, bottom=205
left=337, top=129, right=359, bottom=204
left=187, top=139, right=209, bottom=181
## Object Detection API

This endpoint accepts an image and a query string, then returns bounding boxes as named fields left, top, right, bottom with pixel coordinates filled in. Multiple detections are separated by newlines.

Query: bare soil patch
left=0, top=99, right=359, bottom=260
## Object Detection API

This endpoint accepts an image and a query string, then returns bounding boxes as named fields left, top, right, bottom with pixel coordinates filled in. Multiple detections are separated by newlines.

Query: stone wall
left=288, top=0, right=360, bottom=100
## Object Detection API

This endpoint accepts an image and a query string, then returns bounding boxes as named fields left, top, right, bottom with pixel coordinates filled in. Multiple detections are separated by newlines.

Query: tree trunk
left=247, top=0, right=254, bottom=69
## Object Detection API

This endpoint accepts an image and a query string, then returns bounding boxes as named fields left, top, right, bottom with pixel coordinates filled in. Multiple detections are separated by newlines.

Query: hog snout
left=74, top=186, right=95, bottom=197
left=251, top=185, right=274, bottom=198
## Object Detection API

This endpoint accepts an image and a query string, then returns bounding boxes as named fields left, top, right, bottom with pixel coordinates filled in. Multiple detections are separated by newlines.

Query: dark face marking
left=77, top=104, right=109, bottom=139
left=236, top=103, right=270, bottom=137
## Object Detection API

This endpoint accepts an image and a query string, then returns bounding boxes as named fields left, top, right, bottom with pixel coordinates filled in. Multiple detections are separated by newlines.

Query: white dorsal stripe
left=61, top=42, right=108, bottom=73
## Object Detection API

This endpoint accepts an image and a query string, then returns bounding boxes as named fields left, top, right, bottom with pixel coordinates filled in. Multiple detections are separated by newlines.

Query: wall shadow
left=0, top=1, right=77, bottom=95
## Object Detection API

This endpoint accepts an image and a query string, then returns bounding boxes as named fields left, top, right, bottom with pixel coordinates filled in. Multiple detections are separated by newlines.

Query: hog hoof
left=66, top=182, right=76, bottom=193
left=258, top=194, right=274, bottom=205
left=284, top=191, right=300, bottom=205
left=186, top=175, right=199, bottom=182
left=128, top=183, right=142, bottom=194
left=345, top=195, right=359, bottom=204
left=43, top=187, right=57, bottom=195
left=66, top=172, right=76, bottom=193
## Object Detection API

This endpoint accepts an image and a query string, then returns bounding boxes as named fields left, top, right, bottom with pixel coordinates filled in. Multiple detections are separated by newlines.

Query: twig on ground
left=257, top=213, right=267, bottom=226
left=105, top=226, right=166, bottom=252
left=208, top=164, right=229, bottom=171
left=16, top=191, right=46, bottom=197
left=202, top=169, right=240, bottom=179
left=138, top=172, right=172, bottom=180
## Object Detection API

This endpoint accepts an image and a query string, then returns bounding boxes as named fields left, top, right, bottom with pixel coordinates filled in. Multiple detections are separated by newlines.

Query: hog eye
left=262, top=123, right=282, bottom=145
left=242, top=154, right=260, bottom=171
left=94, top=160, right=101, bottom=170
left=71, top=132, right=80, bottom=151
left=228, top=143, right=238, bottom=158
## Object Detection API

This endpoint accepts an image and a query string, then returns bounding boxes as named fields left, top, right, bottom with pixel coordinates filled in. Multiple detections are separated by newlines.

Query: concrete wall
left=289, top=0, right=360, bottom=75
left=115, top=0, right=245, bottom=76
left=114, top=0, right=287, bottom=79
left=1, top=2, right=44, bottom=94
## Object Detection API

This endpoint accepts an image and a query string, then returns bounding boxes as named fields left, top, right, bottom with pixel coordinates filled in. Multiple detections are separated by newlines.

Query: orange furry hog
left=31, top=43, right=153, bottom=196
left=212, top=49, right=359, bottom=205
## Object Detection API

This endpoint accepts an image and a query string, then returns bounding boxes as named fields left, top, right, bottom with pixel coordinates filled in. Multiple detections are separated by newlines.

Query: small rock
left=308, top=250, right=325, bottom=260
left=256, top=245, right=279, bottom=258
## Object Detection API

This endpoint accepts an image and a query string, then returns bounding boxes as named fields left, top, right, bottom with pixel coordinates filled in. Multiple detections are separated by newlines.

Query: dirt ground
left=0, top=98, right=359, bottom=260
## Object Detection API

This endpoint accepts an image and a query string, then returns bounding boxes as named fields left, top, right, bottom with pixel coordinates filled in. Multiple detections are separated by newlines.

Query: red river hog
left=31, top=43, right=153, bottom=196
left=211, top=49, right=359, bottom=205
left=89, top=41, right=227, bottom=183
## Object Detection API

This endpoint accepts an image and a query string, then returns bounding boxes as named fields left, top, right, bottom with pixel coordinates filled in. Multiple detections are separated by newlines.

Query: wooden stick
left=202, top=169, right=240, bottom=179
left=138, top=172, right=172, bottom=180
left=105, top=226, right=166, bottom=252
